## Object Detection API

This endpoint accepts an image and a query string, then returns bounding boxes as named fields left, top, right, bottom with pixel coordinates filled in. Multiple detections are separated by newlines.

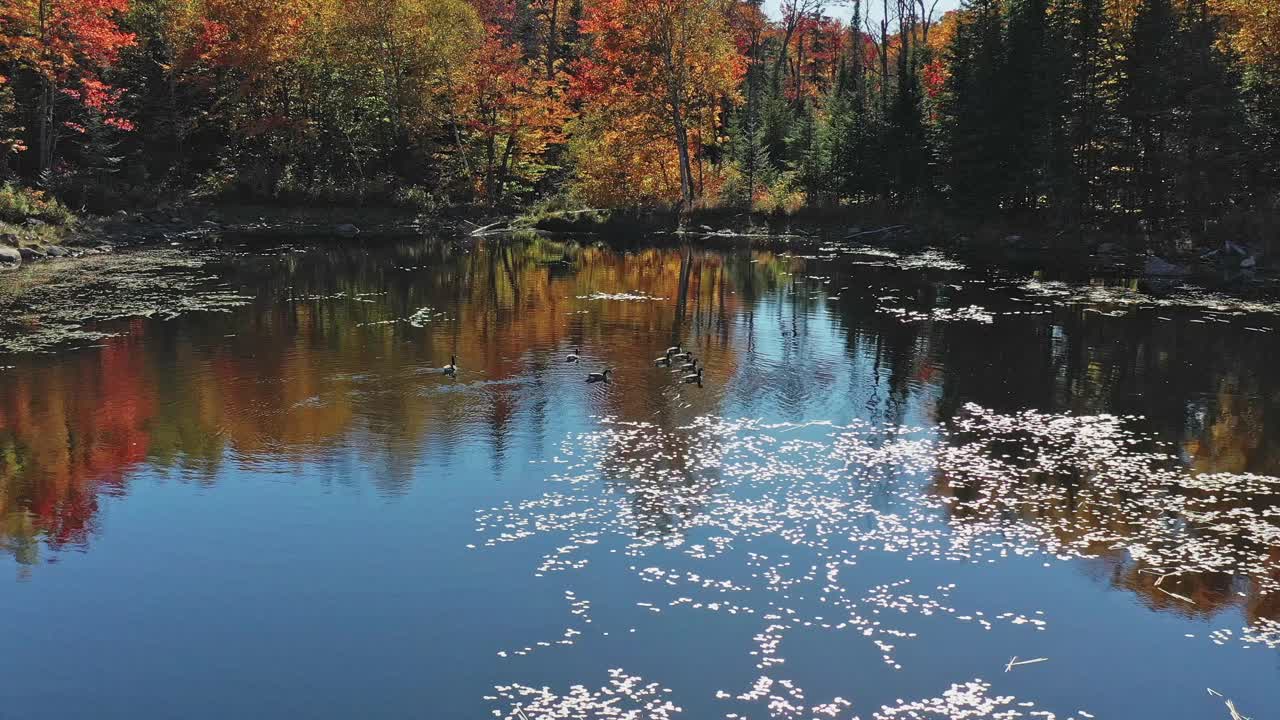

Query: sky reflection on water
left=0, top=236, right=1278, bottom=719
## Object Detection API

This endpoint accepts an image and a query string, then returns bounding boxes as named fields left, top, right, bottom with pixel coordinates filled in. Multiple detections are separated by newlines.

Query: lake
left=0, top=234, right=1277, bottom=719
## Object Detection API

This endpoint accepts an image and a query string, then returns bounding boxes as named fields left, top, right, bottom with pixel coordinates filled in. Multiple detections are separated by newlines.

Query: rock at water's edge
left=1144, top=255, right=1190, bottom=277
left=334, top=223, right=360, bottom=238
left=0, top=246, right=22, bottom=268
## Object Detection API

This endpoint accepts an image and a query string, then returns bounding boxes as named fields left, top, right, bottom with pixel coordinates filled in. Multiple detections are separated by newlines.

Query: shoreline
left=0, top=202, right=1273, bottom=287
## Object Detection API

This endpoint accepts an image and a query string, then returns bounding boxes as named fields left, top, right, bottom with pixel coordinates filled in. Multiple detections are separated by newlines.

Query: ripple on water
left=474, top=407, right=1279, bottom=719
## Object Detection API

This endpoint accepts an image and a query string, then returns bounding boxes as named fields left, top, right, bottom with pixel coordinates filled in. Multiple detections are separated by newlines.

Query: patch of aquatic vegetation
left=477, top=407, right=1280, bottom=719
left=833, top=247, right=968, bottom=272
left=0, top=248, right=251, bottom=352
left=408, top=307, right=450, bottom=326
left=896, top=250, right=969, bottom=272
left=577, top=291, right=666, bottom=301
left=824, top=245, right=902, bottom=259
left=1019, top=279, right=1280, bottom=316
left=878, top=304, right=997, bottom=324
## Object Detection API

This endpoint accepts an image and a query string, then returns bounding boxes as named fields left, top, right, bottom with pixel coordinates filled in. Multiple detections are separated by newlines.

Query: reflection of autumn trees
left=928, top=299, right=1280, bottom=624
left=4, top=240, right=1280, bottom=589
left=932, top=438, right=1280, bottom=624
left=0, top=239, right=788, bottom=563
left=0, top=324, right=155, bottom=564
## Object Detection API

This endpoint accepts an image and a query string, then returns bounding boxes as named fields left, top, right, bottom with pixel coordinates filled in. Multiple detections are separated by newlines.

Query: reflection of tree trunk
left=674, top=251, right=692, bottom=331
left=500, top=245, right=519, bottom=297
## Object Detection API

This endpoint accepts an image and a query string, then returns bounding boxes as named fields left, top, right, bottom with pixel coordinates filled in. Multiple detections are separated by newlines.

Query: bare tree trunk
left=546, top=0, right=560, bottom=79
left=880, top=0, right=890, bottom=115
left=660, top=15, right=695, bottom=212
left=670, top=99, right=695, bottom=211
left=37, top=0, right=53, bottom=174
left=495, top=133, right=518, bottom=206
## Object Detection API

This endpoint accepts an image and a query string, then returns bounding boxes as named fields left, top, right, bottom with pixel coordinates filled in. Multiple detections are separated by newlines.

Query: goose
left=666, top=344, right=682, bottom=355
left=682, top=368, right=704, bottom=385
left=586, top=368, right=612, bottom=383
left=566, top=346, right=581, bottom=363
left=441, top=355, right=457, bottom=376
left=673, top=350, right=693, bottom=361
left=654, top=348, right=675, bottom=366
left=679, top=357, right=698, bottom=372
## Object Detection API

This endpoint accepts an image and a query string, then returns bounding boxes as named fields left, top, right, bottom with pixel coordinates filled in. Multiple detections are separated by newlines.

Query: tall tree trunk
left=662, top=28, right=695, bottom=212
left=546, top=0, right=560, bottom=79
left=880, top=0, right=890, bottom=116
left=495, top=132, right=518, bottom=206
left=670, top=97, right=695, bottom=211
left=36, top=0, right=53, bottom=175
left=38, top=78, right=53, bottom=175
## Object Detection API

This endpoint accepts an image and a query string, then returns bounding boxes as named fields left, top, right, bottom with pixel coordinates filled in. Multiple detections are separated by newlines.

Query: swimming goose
left=666, top=344, right=682, bottom=355
left=673, top=350, right=693, bottom=361
left=441, top=355, right=457, bottom=376
left=682, top=368, right=704, bottom=385
left=586, top=368, right=612, bottom=383
left=566, top=346, right=581, bottom=363
left=680, top=357, right=698, bottom=372
left=654, top=349, right=675, bottom=366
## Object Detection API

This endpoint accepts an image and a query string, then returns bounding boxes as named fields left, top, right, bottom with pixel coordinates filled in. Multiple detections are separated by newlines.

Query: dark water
left=1, top=235, right=1278, bottom=719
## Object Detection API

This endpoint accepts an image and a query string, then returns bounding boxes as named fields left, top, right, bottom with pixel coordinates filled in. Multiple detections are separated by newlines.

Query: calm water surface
left=1, top=236, right=1278, bottom=719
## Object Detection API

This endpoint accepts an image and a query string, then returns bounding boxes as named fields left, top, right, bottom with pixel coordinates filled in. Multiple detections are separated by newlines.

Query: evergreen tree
left=1052, top=0, right=1110, bottom=224
left=940, top=0, right=1008, bottom=215
left=761, top=90, right=795, bottom=172
left=886, top=38, right=928, bottom=202
left=1175, top=0, right=1245, bottom=229
left=1117, top=0, right=1180, bottom=227
left=726, top=106, right=773, bottom=206
left=1001, top=0, right=1061, bottom=210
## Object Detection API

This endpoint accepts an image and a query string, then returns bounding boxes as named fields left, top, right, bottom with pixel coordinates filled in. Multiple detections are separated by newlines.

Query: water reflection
left=0, top=235, right=1278, bottom=632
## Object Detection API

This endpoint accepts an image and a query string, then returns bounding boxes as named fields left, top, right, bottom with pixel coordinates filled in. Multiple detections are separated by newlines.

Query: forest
left=0, top=0, right=1278, bottom=246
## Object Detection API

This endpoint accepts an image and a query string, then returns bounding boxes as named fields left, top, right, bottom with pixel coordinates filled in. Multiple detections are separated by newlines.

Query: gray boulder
left=45, top=245, right=70, bottom=257
left=334, top=223, right=361, bottom=238
left=18, top=247, right=44, bottom=261
left=0, top=246, right=22, bottom=268
left=1144, top=255, right=1190, bottom=277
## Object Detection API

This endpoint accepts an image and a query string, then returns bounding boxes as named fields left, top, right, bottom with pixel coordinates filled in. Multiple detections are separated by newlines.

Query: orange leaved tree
left=0, top=0, right=136, bottom=173
left=573, top=0, right=742, bottom=210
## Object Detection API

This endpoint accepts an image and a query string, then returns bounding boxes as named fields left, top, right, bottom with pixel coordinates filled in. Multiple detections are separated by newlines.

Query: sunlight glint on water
left=0, top=236, right=1277, bottom=720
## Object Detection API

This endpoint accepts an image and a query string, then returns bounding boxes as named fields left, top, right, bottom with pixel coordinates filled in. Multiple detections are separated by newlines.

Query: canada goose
left=586, top=368, right=612, bottom=383
left=680, top=357, right=698, bottom=372
left=673, top=350, right=693, bottom=361
left=566, top=346, right=581, bottom=363
left=441, top=355, right=457, bottom=376
left=682, top=368, right=704, bottom=385
left=654, top=348, right=675, bottom=366
left=666, top=344, right=682, bottom=355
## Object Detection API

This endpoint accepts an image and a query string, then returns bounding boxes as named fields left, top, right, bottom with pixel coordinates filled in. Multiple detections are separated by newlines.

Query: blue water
left=0, top=237, right=1276, bottom=719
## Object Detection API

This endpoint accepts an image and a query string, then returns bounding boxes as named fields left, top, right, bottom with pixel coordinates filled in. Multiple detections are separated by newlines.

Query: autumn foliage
left=0, top=0, right=1275, bottom=224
